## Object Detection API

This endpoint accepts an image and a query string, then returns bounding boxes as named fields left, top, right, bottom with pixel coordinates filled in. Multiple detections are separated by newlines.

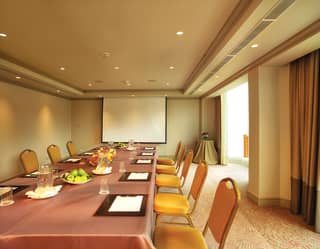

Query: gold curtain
left=212, top=96, right=222, bottom=164
left=290, top=49, right=320, bottom=225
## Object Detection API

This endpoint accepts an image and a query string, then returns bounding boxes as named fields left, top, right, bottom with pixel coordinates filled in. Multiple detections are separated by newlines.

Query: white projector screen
left=102, top=97, right=167, bottom=143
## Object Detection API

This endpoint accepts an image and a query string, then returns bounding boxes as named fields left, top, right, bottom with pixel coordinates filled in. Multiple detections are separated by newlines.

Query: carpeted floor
left=157, top=163, right=320, bottom=249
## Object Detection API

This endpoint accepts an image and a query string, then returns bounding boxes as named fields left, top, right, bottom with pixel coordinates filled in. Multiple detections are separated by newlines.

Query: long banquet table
left=0, top=145, right=157, bottom=249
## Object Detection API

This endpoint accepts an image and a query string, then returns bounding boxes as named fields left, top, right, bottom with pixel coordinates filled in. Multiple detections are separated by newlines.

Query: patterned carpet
left=157, top=163, right=320, bottom=249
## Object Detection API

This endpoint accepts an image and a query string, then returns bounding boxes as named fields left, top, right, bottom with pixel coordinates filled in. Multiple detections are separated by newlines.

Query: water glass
left=128, top=139, right=134, bottom=148
left=0, top=187, right=14, bottom=206
left=37, top=164, right=53, bottom=192
left=99, top=178, right=110, bottom=195
left=119, top=161, right=126, bottom=173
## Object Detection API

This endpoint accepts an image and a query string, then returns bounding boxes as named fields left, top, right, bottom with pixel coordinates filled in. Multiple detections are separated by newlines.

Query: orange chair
left=157, top=141, right=181, bottom=165
left=66, top=141, right=77, bottom=156
left=156, top=144, right=186, bottom=175
left=20, top=149, right=39, bottom=173
left=154, top=178, right=241, bottom=249
left=47, top=144, right=62, bottom=164
left=156, top=150, right=193, bottom=194
left=154, top=160, right=208, bottom=226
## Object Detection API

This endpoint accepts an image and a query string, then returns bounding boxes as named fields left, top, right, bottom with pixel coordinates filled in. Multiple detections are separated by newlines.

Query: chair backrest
left=179, top=150, right=193, bottom=185
left=66, top=141, right=77, bottom=156
left=175, top=143, right=186, bottom=172
left=20, top=149, right=39, bottom=173
left=173, top=141, right=182, bottom=160
left=188, top=160, right=208, bottom=213
left=204, top=178, right=240, bottom=249
left=47, top=144, right=62, bottom=163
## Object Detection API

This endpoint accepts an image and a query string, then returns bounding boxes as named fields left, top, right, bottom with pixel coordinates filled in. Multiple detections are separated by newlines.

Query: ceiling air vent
left=192, top=0, right=296, bottom=95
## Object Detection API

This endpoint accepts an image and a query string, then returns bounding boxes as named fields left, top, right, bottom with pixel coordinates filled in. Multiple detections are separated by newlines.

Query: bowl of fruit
left=61, top=168, right=92, bottom=184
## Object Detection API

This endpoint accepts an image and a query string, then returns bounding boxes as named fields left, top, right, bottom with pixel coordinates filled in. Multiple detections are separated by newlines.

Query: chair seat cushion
left=154, top=193, right=189, bottom=214
left=156, top=174, right=180, bottom=188
left=154, top=225, right=208, bottom=249
left=156, top=165, right=176, bottom=174
left=157, top=157, right=175, bottom=165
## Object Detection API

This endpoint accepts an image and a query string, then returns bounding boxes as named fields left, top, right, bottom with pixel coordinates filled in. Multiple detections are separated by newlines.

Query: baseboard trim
left=247, top=191, right=290, bottom=208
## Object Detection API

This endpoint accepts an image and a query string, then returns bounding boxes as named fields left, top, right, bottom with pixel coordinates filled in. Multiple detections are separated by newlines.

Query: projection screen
left=102, top=97, right=167, bottom=143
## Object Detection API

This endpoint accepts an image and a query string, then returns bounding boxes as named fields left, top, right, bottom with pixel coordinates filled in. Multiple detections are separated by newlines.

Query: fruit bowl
left=61, top=168, right=92, bottom=184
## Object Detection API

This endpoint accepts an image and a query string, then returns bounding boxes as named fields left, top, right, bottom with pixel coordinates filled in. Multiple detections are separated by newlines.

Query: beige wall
left=0, top=81, right=71, bottom=181
left=71, top=99, right=102, bottom=151
left=158, top=98, right=200, bottom=156
left=71, top=98, right=201, bottom=157
left=278, top=65, right=291, bottom=203
left=248, top=65, right=291, bottom=206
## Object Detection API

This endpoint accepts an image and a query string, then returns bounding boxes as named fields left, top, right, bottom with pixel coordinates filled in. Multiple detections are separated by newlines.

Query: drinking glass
left=99, top=178, right=110, bottom=195
left=128, top=139, right=134, bottom=148
left=37, top=164, right=53, bottom=192
left=0, top=187, right=14, bottom=206
left=119, top=161, right=126, bottom=173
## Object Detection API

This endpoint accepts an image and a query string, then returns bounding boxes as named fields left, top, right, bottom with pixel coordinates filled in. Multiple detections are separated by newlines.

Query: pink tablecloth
left=0, top=146, right=157, bottom=249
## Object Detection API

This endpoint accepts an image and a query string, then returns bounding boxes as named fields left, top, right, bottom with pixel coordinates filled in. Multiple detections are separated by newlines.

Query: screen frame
left=100, top=96, right=167, bottom=144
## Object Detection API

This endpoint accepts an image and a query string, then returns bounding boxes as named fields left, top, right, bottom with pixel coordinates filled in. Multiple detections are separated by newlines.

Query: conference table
left=0, top=145, right=157, bottom=249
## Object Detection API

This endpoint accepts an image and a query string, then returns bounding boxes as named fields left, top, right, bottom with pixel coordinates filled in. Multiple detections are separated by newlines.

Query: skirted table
left=193, top=140, right=218, bottom=165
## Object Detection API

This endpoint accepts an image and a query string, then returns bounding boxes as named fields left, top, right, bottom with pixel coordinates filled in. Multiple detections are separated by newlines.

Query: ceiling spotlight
left=88, top=83, right=93, bottom=87
left=251, top=44, right=259, bottom=48
left=169, top=66, right=175, bottom=70
left=215, top=75, right=219, bottom=79
left=165, top=82, right=170, bottom=86
left=56, top=89, right=61, bottom=93
left=103, top=52, right=111, bottom=57
left=114, top=66, right=120, bottom=70
left=0, top=33, right=7, bottom=37
left=176, top=31, right=184, bottom=36
left=60, top=67, right=65, bottom=71
left=15, top=76, right=21, bottom=79
left=262, top=18, right=276, bottom=22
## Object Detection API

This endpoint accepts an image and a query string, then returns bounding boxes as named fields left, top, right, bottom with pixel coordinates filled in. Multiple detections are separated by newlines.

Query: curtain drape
left=213, top=96, right=222, bottom=164
left=289, top=49, right=320, bottom=227
left=220, top=94, right=227, bottom=165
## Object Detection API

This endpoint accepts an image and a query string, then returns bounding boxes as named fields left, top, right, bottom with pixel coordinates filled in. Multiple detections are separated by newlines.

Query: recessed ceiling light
left=169, top=66, right=175, bottom=70
left=0, top=33, right=7, bottom=37
left=88, top=83, right=93, bottom=87
left=103, top=52, right=111, bottom=57
left=15, top=76, right=21, bottom=79
left=60, top=67, right=65, bottom=71
left=176, top=31, right=184, bottom=36
left=215, top=75, right=219, bottom=78
left=166, top=82, right=170, bottom=86
left=262, top=18, right=276, bottom=22
left=114, top=66, right=120, bottom=70
left=251, top=44, right=259, bottom=48
left=56, top=89, right=61, bottom=93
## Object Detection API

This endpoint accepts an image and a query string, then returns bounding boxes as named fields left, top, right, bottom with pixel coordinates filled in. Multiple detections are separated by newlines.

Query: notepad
left=108, top=195, right=143, bottom=212
left=141, top=152, right=153, bottom=156
left=127, top=172, right=149, bottom=180
left=144, top=147, right=155, bottom=150
left=25, top=171, right=40, bottom=177
left=65, top=158, right=81, bottom=163
left=136, top=159, right=152, bottom=164
left=83, top=152, right=93, bottom=156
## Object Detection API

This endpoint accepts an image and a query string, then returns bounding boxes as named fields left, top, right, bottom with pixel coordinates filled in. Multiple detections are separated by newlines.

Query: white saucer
left=26, top=185, right=62, bottom=199
left=92, top=167, right=112, bottom=175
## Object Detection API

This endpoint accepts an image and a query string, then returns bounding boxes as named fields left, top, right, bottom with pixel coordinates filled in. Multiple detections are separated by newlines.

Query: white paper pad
left=136, top=159, right=152, bottom=164
left=108, top=195, right=143, bottom=212
left=128, top=172, right=149, bottom=180
left=141, top=152, right=153, bottom=156
left=65, top=158, right=81, bottom=163
left=84, top=152, right=93, bottom=155
left=25, top=171, right=40, bottom=176
left=144, top=147, right=154, bottom=150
